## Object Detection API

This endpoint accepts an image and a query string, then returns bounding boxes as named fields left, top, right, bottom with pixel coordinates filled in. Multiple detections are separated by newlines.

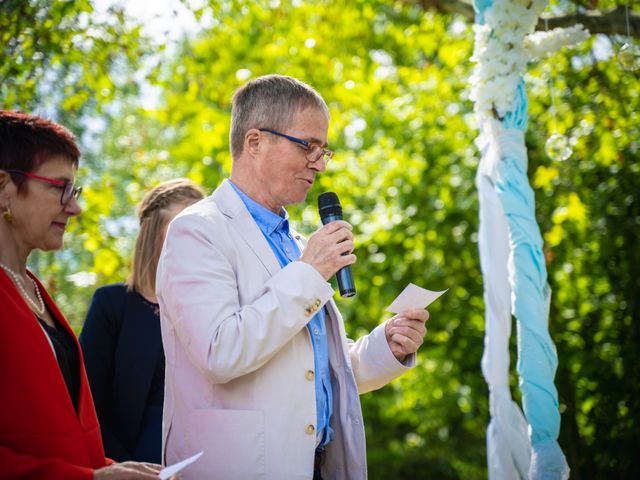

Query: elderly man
left=157, top=74, right=429, bottom=479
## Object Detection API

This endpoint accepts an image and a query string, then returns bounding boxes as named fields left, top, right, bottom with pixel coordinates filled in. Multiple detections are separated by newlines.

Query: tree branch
left=412, top=0, right=640, bottom=38
left=414, top=0, right=475, bottom=20
left=539, top=6, right=640, bottom=38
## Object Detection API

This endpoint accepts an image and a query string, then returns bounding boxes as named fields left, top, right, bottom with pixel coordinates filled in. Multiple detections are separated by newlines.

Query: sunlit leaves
left=0, top=0, right=148, bottom=123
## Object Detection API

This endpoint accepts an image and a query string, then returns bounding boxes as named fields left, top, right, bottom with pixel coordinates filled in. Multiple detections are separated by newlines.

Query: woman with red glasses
left=0, top=110, right=162, bottom=479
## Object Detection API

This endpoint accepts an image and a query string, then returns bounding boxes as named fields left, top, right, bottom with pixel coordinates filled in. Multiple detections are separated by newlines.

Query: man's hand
left=385, top=308, right=429, bottom=363
left=94, top=462, right=163, bottom=479
left=299, top=220, right=356, bottom=280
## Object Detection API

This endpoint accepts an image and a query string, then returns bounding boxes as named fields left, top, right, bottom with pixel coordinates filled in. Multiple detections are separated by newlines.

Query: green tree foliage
left=1, top=0, right=161, bottom=328
left=2, top=0, right=638, bottom=477
left=0, top=0, right=147, bottom=124
left=527, top=34, right=640, bottom=475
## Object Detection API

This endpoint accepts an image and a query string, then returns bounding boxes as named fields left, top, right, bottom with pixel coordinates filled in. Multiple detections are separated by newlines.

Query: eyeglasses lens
left=307, top=145, right=331, bottom=164
left=62, top=183, right=82, bottom=205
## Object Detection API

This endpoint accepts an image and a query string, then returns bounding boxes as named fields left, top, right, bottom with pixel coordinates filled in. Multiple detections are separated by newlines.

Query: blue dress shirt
left=230, top=181, right=333, bottom=448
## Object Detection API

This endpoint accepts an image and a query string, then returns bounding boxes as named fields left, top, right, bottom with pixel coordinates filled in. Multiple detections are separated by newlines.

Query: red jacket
left=0, top=270, right=111, bottom=479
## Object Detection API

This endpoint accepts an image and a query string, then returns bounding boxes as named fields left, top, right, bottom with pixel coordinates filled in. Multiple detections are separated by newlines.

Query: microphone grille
left=318, top=191, right=340, bottom=210
left=318, top=192, right=342, bottom=219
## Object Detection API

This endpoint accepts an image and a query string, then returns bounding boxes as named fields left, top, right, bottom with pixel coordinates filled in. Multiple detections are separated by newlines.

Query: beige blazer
left=157, top=179, right=413, bottom=479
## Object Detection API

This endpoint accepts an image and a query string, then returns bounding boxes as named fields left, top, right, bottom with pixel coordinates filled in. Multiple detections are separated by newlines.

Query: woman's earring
left=2, top=205, right=12, bottom=223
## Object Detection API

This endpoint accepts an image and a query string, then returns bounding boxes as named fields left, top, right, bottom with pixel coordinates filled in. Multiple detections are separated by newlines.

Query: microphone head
left=318, top=192, right=342, bottom=219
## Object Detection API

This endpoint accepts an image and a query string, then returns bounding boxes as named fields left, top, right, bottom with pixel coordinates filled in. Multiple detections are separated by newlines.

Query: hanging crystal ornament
left=543, top=19, right=572, bottom=161
left=544, top=91, right=573, bottom=161
left=618, top=43, right=640, bottom=71
left=618, top=2, right=640, bottom=71
left=545, top=132, right=572, bottom=161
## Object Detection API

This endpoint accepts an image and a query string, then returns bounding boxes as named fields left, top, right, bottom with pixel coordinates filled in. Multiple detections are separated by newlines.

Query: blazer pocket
left=186, top=408, right=265, bottom=478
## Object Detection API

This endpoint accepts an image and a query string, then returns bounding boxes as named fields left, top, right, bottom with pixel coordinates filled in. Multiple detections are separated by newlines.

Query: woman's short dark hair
left=0, top=110, right=80, bottom=191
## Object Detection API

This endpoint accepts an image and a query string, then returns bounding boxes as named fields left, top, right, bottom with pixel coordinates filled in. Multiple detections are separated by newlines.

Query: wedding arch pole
left=470, top=1, right=588, bottom=478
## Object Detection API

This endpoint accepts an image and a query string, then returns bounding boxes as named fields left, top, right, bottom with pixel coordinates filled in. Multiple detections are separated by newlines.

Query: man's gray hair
left=230, top=74, right=329, bottom=159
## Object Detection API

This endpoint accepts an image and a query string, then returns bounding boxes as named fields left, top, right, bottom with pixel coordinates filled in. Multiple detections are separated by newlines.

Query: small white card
left=159, top=451, right=204, bottom=480
left=386, top=283, right=447, bottom=314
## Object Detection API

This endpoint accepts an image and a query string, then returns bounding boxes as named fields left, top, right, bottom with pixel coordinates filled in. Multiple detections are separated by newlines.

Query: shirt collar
left=229, top=180, right=290, bottom=236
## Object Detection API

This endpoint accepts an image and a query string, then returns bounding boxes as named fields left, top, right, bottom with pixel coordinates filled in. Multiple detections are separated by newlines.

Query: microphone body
left=318, top=192, right=356, bottom=298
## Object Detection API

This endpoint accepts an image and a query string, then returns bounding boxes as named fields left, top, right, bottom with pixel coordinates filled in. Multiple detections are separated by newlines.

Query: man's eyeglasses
left=7, top=170, right=82, bottom=206
left=259, top=128, right=333, bottom=165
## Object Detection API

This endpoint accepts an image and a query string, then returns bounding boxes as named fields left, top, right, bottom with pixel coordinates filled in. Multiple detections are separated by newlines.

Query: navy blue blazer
left=79, top=284, right=164, bottom=463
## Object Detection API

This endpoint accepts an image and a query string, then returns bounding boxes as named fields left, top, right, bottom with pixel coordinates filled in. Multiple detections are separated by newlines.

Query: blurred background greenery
left=2, top=0, right=638, bottom=477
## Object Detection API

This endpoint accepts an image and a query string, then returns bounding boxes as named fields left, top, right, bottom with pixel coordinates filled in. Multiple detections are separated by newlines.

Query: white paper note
left=386, top=283, right=447, bottom=314
left=159, top=451, right=203, bottom=480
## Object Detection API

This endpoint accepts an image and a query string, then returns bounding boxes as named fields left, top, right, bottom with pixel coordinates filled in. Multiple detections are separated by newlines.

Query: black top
left=37, top=317, right=81, bottom=412
left=139, top=295, right=165, bottom=407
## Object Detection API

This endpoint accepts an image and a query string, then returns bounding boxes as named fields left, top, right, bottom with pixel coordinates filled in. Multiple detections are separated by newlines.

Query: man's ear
left=244, top=129, right=262, bottom=157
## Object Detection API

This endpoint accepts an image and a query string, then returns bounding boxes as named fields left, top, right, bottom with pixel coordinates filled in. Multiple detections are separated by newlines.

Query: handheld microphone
left=317, top=192, right=356, bottom=298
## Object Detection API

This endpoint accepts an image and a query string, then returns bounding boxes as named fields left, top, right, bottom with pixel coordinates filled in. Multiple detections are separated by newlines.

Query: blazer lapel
left=117, top=291, right=162, bottom=445
left=28, top=273, right=96, bottom=428
left=288, top=235, right=347, bottom=369
left=213, top=179, right=281, bottom=277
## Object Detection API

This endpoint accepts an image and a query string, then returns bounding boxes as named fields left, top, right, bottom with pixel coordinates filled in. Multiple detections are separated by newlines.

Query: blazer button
left=305, top=424, right=315, bottom=435
left=305, top=370, right=315, bottom=381
left=304, top=308, right=312, bottom=317
left=315, top=299, right=321, bottom=307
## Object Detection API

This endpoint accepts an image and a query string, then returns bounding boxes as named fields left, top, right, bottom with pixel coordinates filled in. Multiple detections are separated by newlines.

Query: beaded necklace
left=0, top=262, right=45, bottom=316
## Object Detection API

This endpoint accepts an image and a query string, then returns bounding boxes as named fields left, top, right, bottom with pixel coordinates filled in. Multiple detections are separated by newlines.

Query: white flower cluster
left=469, top=0, right=589, bottom=120
left=524, top=24, right=590, bottom=60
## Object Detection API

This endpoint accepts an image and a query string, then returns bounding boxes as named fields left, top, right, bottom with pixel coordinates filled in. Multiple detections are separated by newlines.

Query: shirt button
left=313, top=328, right=319, bottom=335
left=305, top=424, right=315, bottom=435
left=305, top=370, right=315, bottom=381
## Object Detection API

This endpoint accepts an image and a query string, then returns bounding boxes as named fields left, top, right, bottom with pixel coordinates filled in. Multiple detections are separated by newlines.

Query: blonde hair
left=126, top=178, right=205, bottom=296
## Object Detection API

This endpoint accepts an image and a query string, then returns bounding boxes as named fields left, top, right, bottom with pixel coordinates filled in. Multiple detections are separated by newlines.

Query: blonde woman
left=80, top=179, right=205, bottom=463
